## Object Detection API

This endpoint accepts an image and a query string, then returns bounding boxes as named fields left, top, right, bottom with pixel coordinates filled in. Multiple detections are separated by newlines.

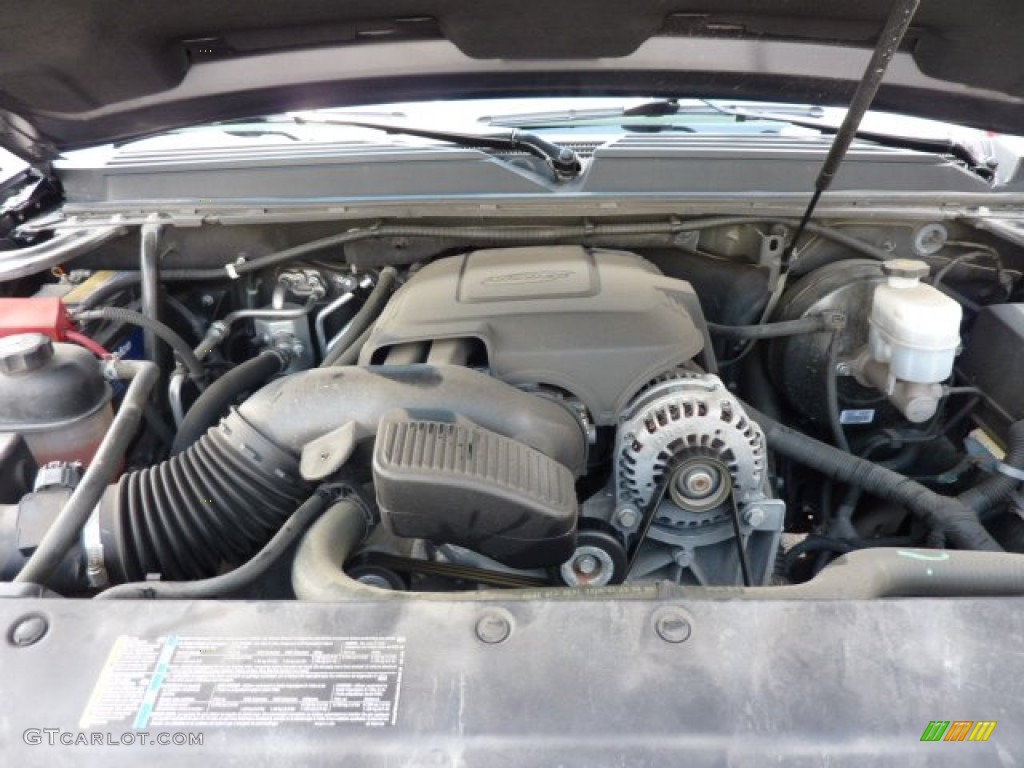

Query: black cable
left=727, top=494, right=753, bottom=586
left=95, top=490, right=333, bottom=599
left=744, top=401, right=1001, bottom=551
left=825, top=331, right=851, bottom=453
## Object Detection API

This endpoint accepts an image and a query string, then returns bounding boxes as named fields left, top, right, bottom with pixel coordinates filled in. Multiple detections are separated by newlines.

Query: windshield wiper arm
left=701, top=100, right=993, bottom=179
left=291, top=116, right=582, bottom=179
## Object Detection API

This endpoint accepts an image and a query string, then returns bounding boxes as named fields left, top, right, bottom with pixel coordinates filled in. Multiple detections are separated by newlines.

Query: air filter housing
left=373, top=411, right=577, bottom=567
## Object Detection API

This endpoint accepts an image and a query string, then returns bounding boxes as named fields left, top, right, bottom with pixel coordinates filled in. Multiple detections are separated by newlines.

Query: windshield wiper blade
left=291, top=116, right=582, bottom=179
left=483, top=101, right=825, bottom=128
left=701, top=101, right=994, bottom=179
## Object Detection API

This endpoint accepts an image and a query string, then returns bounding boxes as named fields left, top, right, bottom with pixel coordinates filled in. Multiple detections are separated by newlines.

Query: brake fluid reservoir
left=868, top=259, right=962, bottom=383
left=0, top=333, right=112, bottom=465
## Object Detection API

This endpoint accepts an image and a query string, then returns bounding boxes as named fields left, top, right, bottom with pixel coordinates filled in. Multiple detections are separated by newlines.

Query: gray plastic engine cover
left=359, top=246, right=705, bottom=424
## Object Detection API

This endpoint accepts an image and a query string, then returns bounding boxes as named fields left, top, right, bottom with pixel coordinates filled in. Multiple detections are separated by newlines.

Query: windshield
left=62, top=97, right=999, bottom=154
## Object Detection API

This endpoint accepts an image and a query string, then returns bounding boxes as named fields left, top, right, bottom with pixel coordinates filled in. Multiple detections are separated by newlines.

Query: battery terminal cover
left=0, top=297, right=72, bottom=340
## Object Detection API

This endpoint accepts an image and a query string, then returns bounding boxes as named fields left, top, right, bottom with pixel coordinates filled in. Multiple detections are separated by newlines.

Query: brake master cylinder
left=854, top=259, right=962, bottom=422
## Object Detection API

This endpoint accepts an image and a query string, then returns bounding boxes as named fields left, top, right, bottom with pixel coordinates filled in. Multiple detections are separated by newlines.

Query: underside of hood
left=2, top=0, right=1024, bottom=163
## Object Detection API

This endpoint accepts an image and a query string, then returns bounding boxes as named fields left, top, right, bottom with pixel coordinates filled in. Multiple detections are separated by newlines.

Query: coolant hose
left=293, top=497, right=669, bottom=602
left=292, top=497, right=1024, bottom=600
left=706, top=313, right=842, bottom=340
left=743, top=403, right=1002, bottom=552
left=74, top=306, right=205, bottom=380
left=15, top=359, right=159, bottom=586
left=320, top=267, right=397, bottom=367
left=170, top=350, right=286, bottom=455
left=95, top=365, right=586, bottom=583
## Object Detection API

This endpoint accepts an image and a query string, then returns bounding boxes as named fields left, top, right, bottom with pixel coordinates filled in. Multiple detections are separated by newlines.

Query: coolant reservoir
left=868, top=259, right=962, bottom=383
left=0, top=333, right=113, bottom=465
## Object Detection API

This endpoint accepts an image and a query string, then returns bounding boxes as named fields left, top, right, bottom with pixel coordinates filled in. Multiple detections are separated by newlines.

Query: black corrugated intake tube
left=170, top=349, right=286, bottom=456
left=95, top=365, right=587, bottom=583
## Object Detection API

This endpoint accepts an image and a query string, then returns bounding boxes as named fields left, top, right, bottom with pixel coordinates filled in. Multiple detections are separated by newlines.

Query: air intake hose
left=96, top=365, right=586, bottom=583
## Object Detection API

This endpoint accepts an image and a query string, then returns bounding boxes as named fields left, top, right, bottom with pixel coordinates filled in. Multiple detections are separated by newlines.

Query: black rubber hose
left=706, top=313, right=841, bottom=340
left=331, top=326, right=373, bottom=366
left=320, top=267, right=397, bottom=367
left=292, top=499, right=1024, bottom=601
left=75, top=276, right=206, bottom=342
left=170, top=350, right=286, bottom=456
left=74, top=307, right=205, bottom=380
left=743, top=403, right=1002, bottom=552
left=825, top=331, right=851, bottom=453
left=957, top=420, right=1024, bottom=514
left=95, top=490, right=332, bottom=599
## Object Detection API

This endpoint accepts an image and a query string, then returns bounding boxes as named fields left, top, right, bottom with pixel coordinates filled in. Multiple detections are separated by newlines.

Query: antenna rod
left=782, top=0, right=921, bottom=272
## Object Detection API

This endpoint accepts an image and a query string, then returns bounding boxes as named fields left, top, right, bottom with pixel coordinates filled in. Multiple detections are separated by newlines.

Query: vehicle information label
left=80, top=635, right=405, bottom=729
left=839, top=409, right=875, bottom=425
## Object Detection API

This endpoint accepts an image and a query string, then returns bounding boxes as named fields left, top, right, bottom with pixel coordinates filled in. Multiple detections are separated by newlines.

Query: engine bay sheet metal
left=0, top=596, right=1021, bottom=766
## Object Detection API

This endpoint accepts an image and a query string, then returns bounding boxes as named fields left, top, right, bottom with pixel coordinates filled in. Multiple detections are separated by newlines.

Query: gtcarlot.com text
left=23, top=729, right=203, bottom=747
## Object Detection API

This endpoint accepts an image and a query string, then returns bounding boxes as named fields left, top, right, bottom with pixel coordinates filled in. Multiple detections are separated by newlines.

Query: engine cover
left=359, top=246, right=706, bottom=425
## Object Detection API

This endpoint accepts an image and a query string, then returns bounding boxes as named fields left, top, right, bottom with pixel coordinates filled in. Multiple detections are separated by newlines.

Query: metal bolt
left=743, top=507, right=767, bottom=527
left=9, top=614, right=48, bottom=647
left=680, top=468, right=715, bottom=497
left=475, top=612, right=512, bottom=645
left=672, top=548, right=692, bottom=568
left=653, top=608, right=692, bottom=644
left=575, top=554, right=599, bottom=575
left=200, top=294, right=215, bottom=307
left=616, top=507, right=640, bottom=528
left=356, top=574, right=394, bottom=590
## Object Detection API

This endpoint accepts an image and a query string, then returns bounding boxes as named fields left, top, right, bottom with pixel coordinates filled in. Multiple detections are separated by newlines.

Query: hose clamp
left=82, top=504, right=110, bottom=589
left=995, top=462, right=1024, bottom=482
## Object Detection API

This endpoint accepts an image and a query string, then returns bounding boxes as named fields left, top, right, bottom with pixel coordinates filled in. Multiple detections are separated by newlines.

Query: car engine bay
left=2, top=214, right=1024, bottom=600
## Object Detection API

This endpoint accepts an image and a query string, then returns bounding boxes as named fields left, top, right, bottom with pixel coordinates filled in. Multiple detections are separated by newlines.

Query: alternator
left=617, top=372, right=766, bottom=528
left=606, top=371, right=781, bottom=586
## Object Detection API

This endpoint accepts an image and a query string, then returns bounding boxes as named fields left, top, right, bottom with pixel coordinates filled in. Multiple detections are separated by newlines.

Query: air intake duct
left=95, top=365, right=587, bottom=583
